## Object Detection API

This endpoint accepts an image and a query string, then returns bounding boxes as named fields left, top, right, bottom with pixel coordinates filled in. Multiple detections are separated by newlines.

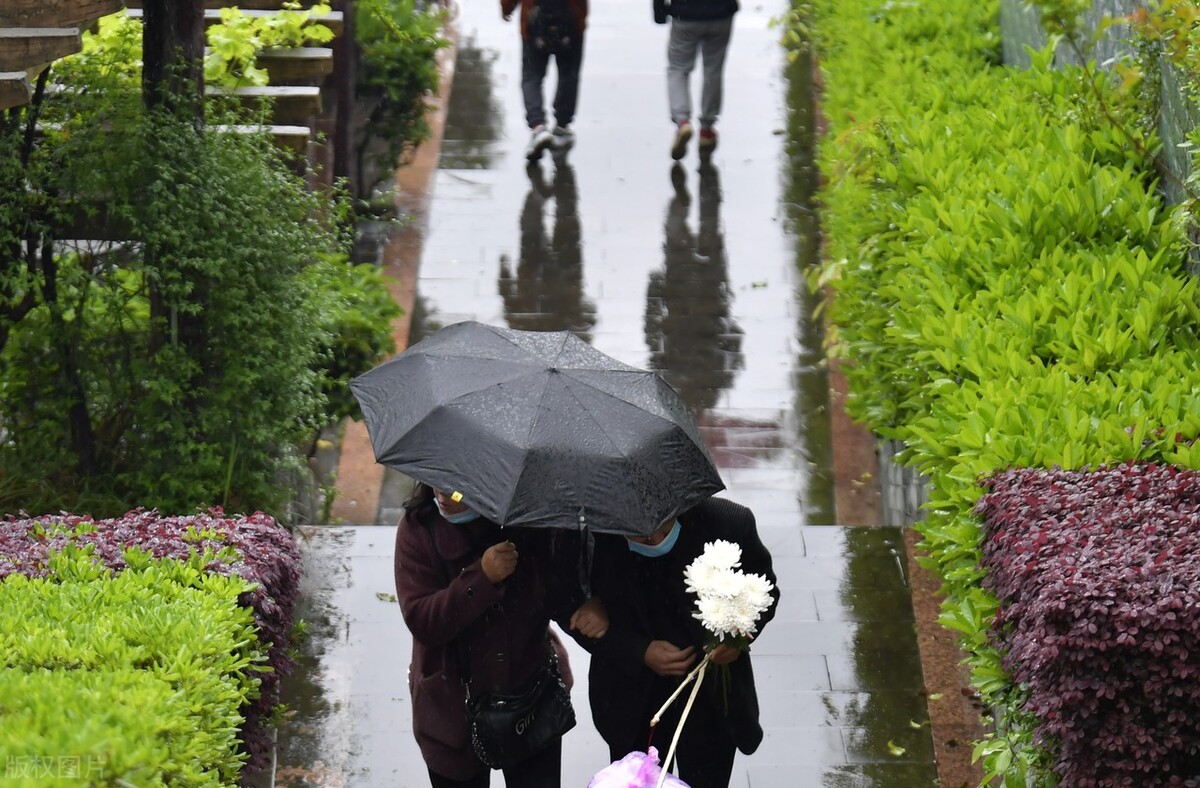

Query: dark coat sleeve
left=572, top=613, right=652, bottom=679
left=715, top=498, right=780, bottom=639
left=561, top=534, right=653, bottom=677
left=393, top=516, right=506, bottom=648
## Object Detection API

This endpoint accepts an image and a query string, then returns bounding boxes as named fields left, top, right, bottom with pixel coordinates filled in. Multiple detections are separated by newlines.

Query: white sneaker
left=525, top=125, right=553, bottom=161
left=552, top=125, right=575, bottom=150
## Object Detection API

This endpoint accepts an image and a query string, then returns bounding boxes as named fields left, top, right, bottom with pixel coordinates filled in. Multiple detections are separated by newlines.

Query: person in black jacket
left=569, top=496, right=779, bottom=788
left=652, top=0, right=738, bottom=160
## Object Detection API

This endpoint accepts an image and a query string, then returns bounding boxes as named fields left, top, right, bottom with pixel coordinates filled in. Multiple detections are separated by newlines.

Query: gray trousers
left=667, top=16, right=734, bottom=128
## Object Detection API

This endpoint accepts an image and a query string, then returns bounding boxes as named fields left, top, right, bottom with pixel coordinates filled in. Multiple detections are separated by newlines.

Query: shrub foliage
left=0, top=509, right=303, bottom=775
left=977, top=464, right=1200, bottom=786
left=0, top=11, right=406, bottom=518
left=0, top=551, right=260, bottom=786
left=801, top=0, right=1200, bottom=782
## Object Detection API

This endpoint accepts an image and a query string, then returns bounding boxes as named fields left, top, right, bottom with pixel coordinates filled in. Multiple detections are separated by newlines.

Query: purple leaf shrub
left=976, top=463, right=1200, bottom=786
left=0, top=508, right=303, bottom=778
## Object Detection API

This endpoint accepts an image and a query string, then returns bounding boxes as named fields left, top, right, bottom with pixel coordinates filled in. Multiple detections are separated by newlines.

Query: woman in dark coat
left=573, top=496, right=779, bottom=788
left=394, top=483, right=583, bottom=788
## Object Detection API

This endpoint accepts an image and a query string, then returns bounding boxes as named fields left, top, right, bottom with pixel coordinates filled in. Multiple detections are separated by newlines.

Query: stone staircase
left=0, top=0, right=124, bottom=109
left=2, top=1, right=350, bottom=176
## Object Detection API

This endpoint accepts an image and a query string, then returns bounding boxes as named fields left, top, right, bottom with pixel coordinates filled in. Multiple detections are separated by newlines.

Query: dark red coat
left=394, top=512, right=577, bottom=780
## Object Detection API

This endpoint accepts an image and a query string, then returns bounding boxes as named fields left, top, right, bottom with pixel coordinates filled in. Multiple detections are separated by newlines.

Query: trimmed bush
left=977, top=464, right=1200, bottom=785
left=0, top=510, right=302, bottom=775
left=803, top=0, right=1200, bottom=781
left=0, top=548, right=261, bottom=786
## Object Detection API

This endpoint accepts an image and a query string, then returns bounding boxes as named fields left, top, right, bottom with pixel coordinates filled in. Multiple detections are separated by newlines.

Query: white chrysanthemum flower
left=704, top=567, right=746, bottom=598
left=683, top=560, right=720, bottom=595
left=685, top=542, right=775, bottom=642
left=699, top=540, right=742, bottom=571
left=740, top=573, right=773, bottom=609
left=692, top=595, right=739, bottom=640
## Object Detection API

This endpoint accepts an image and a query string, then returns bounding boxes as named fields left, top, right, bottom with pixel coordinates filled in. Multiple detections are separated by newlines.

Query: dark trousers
left=521, top=38, right=584, bottom=129
left=605, top=683, right=737, bottom=788
left=427, top=738, right=563, bottom=788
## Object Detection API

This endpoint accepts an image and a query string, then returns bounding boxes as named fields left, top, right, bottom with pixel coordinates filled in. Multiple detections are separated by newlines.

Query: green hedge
left=802, top=0, right=1200, bottom=782
left=0, top=548, right=264, bottom=786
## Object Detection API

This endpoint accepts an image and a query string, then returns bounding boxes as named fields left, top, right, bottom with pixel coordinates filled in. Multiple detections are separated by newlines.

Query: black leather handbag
left=465, top=650, right=577, bottom=769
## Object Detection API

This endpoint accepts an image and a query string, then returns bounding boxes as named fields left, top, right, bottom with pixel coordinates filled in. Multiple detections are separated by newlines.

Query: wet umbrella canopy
left=349, top=321, right=725, bottom=535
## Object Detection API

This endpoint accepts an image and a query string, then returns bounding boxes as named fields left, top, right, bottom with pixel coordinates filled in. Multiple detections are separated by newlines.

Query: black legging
left=427, top=738, right=563, bottom=788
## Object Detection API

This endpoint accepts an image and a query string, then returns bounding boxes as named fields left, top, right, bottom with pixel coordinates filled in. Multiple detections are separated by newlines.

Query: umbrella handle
left=650, top=650, right=713, bottom=727
left=655, top=657, right=709, bottom=788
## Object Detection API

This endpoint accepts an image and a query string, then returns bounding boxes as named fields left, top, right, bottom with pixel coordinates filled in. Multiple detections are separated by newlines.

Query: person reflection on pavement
left=644, top=160, right=744, bottom=412
left=499, top=160, right=597, bottom=340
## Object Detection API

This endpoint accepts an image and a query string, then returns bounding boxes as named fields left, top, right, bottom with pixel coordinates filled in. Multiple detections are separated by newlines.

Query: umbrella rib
left=491, top=363, right=636, bottom=524
left=541, top=374, right=639, bottom=460
left=558, top=368, right=700, bottom=440
left=494, top=374, right=634, bottom=524
left=485, top=324, right=571, bottom=364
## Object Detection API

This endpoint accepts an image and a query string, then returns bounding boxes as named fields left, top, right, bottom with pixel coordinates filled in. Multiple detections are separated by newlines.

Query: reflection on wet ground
left=646, top=161, right=744, bottom=414
left=274, top=0, right=938, bottom=782
left=499, top=160, right=597, bottom=339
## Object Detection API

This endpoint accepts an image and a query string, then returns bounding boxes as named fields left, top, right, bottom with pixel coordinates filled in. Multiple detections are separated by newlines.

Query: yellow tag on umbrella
left=451, top=491, right=463, bottom=502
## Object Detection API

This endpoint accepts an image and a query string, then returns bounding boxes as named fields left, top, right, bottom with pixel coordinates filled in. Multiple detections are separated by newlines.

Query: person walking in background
left=502, top=0, right=589, bottom=161
left=654, top=0, right=737, bottom=160
left=568, top=496, right=780, bottom=788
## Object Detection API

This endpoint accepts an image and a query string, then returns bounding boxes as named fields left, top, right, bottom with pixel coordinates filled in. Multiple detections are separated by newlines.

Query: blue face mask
left=436, top=498, right=482, bottom=524
left=627, top=520, right=681, bottom=557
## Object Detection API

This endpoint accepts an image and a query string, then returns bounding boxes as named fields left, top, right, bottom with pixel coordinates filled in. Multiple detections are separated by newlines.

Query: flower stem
left=650, top=650, right=714, bottom=727
left=655, top=657, right=709, bottom=788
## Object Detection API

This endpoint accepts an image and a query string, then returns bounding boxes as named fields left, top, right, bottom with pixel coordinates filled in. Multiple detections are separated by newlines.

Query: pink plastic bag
left=586, top=747, right=691, bottom=788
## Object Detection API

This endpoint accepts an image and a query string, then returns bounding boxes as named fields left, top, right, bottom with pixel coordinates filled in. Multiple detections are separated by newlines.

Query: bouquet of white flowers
left=683, top=539, right=775, bottom=646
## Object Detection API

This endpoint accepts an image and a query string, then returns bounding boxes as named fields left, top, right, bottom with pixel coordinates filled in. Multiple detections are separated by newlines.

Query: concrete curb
left=330, top=3, right=462, bottom=525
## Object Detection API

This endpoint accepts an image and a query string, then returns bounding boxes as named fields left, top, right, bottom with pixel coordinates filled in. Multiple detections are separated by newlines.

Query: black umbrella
left=349, top=321, right=724, bottom=536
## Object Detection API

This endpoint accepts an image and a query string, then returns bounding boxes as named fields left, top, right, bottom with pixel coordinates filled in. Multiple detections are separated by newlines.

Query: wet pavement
left=272, top=0, right=939, bottom=783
